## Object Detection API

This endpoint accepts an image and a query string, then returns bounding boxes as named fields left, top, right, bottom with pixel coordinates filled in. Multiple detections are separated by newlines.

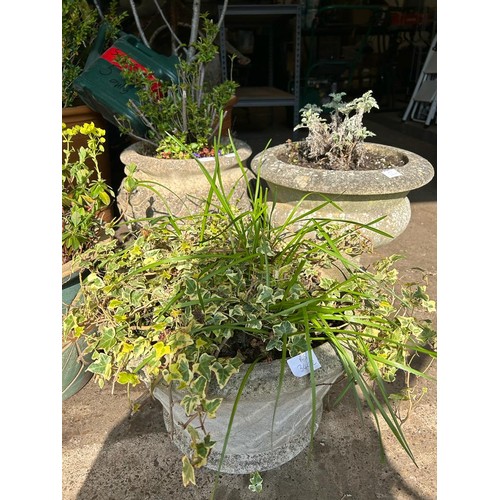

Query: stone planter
left=252, top=142, right=434, bottom=248
left=153, top=342, right=344, bottom=474
left=117, top=139, right=253, bottom=221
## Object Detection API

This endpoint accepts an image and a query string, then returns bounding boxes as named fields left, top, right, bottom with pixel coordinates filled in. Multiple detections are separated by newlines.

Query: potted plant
left=110, top=7, right=252, bottom=222
left=64, top=137, right=436, bottom=490
left=251, top=90, right=435, bottom=248
left=62, top=121, right=116, bottom=401
left=62, top=0, right=126, bottom=110
left=62, top=0, right=127, bottom=189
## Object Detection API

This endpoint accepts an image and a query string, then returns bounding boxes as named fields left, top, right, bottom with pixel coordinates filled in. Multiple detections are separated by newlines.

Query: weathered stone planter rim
left=120, top=138, right=252, bottom=176
left=252, top=142, right=434, bottom=196
left=204, top=341, right=342, bottom=400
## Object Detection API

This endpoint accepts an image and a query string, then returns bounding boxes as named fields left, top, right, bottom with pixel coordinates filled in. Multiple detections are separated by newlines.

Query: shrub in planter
left=252, top=91, right=435, bottom=247
left=112, top=13, right=249, bottom=221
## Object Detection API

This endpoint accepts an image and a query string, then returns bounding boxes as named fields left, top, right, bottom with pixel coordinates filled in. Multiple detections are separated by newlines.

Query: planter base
left=160, top=402, right=324, bottom=474
left=153, top=343, right=344, bottom=474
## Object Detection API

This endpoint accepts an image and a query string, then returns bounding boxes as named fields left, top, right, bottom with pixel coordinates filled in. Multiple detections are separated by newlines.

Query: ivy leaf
left=248, top=471, right=263, bottom=493
left=185, top=277, right=197, bottom=296
left=246, top=317, right=262, bottom=330
left=182, top=455, right=196, bottom=487
left=87, top=352, right=112, bottom=379
left=273, top=321, right=297, bottom=337
left=167, top=355, right=193, bottom=388
left=96, top=326, right=117, bottom=350
left=287, top=283, right=303, bottom=300
left=107, top=299, right=122, bottom=309
left=257, top=241, right=275, bottom=257
left=192, top=433, right=216, bottom=467
left=225, top=268, right=242, bottom=286
left=266, top=336, right=283, bottom=352
left=287, top=334, right=308, bottom=357
left=116, top=371, right=140, bottom=386
left=167, top=330, right=194, bottom=353
left=196, top=352, right=215, bottom=381
left=190, top=376, right=208, bottom=397
left=129, top=289, right=146, bottom=307
left=256, top=285, right=273, bottom=305
left=153, top=341, right=171, bottom=359
left=181, top=394, right=201, bottom=415
left=186, top=424, right=200, bottom=444
left=211, top=358, right=243, bottom=388
left=207, top=311, right=228, bottom=325
left=204, top=397, right=222, bottom=418
left=229, top=304, right=244, bottom=319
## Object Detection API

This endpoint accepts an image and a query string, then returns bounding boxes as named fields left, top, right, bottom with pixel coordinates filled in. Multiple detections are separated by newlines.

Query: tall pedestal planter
left=62, top=262, right=93, bottom=401
left=153, top=342, right=344, bottom=474
left=117, top=139, right=253, bottom=221
left=252, top=142, right=434, bottom=248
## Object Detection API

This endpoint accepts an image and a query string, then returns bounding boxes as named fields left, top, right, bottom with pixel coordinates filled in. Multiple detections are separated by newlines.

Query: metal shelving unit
left=218, top=4, right=302, bottom=127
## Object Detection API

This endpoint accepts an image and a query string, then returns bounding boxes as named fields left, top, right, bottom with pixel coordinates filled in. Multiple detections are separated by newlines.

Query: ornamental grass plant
left=63, top=134, right=436, bottom=489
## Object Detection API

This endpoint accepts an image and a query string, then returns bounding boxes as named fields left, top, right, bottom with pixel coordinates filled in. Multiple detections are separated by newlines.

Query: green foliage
left=248, top=471, right=263, bottom=493
left=62, top=122, right=115, bottom=264
left=116, top=14, right=238, bottom=157
left=62, top=0, right=126, bottom=107
left=64, top=135, right=436, bottom=486
left=292, top=90, right=379, bottom=170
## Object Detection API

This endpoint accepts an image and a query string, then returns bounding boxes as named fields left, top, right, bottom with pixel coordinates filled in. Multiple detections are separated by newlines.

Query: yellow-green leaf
left=153, top=341, right=171, bottom=359
left=117, top=372, right=140, bottom=385
left=182, top=456, right=196, bottom=487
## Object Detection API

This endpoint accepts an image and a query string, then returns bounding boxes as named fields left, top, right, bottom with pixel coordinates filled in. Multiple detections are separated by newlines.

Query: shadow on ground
left=63, top=359, right=435, bottom=500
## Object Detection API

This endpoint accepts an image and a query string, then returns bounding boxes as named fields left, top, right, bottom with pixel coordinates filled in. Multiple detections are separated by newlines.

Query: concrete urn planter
left=252, top=142, right=434, bottom=248
left=117, top=139, right=253, bottom=222
left=153, top=342, right=344, bottom=474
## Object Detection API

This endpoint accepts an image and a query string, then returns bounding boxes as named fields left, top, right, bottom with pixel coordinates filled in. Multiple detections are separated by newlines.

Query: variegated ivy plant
left=63, top=136, right=436, bottom=488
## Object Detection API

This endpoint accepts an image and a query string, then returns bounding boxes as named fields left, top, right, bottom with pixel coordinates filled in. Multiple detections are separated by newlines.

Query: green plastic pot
left=62, top=262, right=93, bottom=401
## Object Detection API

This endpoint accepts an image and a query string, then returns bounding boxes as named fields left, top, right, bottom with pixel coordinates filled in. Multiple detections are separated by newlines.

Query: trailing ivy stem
left=168, top=384, right=175, bottom=440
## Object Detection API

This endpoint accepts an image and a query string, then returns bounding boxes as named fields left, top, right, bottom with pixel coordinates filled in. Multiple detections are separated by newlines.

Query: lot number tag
left=287, top=351, right=321, bottom=377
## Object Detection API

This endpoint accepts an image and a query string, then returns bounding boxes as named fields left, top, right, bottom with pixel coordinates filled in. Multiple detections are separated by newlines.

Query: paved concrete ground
left=62, top=110, right=437, bottom=500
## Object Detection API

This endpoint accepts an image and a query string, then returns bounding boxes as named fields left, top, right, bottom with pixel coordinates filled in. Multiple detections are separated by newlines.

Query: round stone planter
left=251, top=142, right=434, bottom=248
left=153, top=342, right=344, bottom=474
left=117, top=139, right=253, bottom=222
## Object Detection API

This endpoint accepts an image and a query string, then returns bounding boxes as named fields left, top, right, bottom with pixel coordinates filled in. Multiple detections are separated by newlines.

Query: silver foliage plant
left=294, top=90, right=379, bottom=170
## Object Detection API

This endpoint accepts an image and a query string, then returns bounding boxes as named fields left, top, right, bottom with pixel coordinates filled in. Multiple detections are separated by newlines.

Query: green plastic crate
left=73, top=27, right=178, bottom=137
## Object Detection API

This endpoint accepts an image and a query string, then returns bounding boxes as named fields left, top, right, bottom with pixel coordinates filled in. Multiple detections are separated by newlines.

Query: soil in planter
left=280, top=142, right=407, bottom=171
left=216, top=330, right=330, bottom=364
left=138, top=140, right=234, bottom=160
